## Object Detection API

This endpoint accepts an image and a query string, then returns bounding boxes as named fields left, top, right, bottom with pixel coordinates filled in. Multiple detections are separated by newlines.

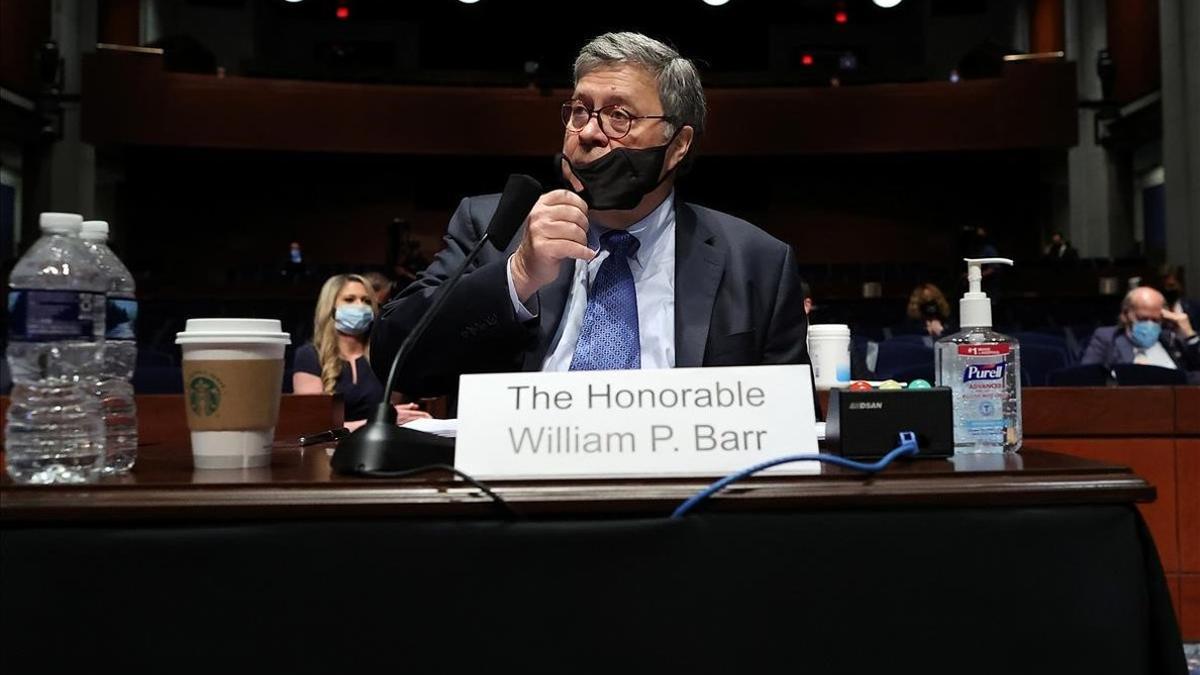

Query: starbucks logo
left=189, top=375, right=221, bottom=416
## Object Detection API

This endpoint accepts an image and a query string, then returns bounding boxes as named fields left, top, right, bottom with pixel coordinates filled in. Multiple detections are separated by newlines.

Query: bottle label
left=7, top=290, right=99, bottom=342
left=106, top=297, right=138, bottom=340
left=958, top=344, right=1010, bottom=357
left=962, top=361, right=1005, bottom=382
left=954, top=343, right=1011, bottom=444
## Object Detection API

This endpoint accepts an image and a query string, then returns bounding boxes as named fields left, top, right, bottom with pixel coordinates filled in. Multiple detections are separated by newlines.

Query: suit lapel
left=1114, top=331, right=1135, bottom=364
left=674, top=201, right=725, bottom=367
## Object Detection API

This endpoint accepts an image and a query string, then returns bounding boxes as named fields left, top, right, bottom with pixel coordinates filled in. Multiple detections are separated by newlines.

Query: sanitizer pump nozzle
left=959, top=257, right=1014, bottom=329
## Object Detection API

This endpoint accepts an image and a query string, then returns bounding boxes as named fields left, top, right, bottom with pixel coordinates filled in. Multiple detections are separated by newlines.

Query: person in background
left=959, top=225, right=1003, bottom=294
left=293, top=274, right=429, bottom=431
left=283, top=241, right=306, bottom=281
left=800, top=279, right=813, bottom=316
left=1157, top=265, right=1199, bottom=331
left=1043, top=231, right=1078, bottom=263
left=1081, top=286, right=1200, bottom=372
left=905, top=283, right=953, bottom=339
left=969, top=225, right=999, bottom=259
left=362, top=270, right=396, bottom=307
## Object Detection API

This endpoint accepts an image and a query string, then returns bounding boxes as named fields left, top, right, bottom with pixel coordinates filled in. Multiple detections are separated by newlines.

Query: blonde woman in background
left=293, top=274, right=429, bottom=430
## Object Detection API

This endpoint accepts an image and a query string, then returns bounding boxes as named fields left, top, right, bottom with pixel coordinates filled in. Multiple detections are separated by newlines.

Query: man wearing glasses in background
left=373, top=32, right=809, bottom=399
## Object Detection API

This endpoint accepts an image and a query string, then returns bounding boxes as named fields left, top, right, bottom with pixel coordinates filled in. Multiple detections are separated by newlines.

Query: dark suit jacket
left=372, top=193, right=810, bottom=398
left=1080, top=325, right=1200, bottom=371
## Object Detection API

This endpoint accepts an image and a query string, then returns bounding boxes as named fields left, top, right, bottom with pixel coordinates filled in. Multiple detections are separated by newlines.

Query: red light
left=336, top=6, right=349, bottom=19
left=801, top=54, right=814, bottom=66
left=834, top=10, right=848, bottom=23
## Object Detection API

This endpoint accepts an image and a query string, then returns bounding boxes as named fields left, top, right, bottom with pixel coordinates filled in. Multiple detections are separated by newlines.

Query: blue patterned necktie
left=569, top=230, right=641, bottom=370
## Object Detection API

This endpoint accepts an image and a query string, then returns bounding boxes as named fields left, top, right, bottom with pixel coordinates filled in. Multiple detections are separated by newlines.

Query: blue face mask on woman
left=334, top=304, right=374, bottom=335
left=1129, top=320, right=1162, bottom=349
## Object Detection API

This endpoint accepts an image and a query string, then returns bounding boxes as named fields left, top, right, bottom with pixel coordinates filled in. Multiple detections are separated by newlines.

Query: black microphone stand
left=329, top=233, right=494, bottom=476
left=331, top=173, right=542, bottom=476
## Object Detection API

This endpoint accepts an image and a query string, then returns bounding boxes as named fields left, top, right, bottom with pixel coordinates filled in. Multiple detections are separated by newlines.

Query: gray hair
left=573, top=32, right=707, bottom=141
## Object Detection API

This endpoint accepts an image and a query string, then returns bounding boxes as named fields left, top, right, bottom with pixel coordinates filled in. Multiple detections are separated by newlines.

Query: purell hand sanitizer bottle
left=935, top=258, right=1021, bottom=454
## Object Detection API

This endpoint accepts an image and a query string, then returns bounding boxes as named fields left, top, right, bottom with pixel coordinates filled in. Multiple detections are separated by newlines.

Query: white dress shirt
left=506, top=192, right=677, bottom=371
left=1133, top=341, right=1177, bottom=369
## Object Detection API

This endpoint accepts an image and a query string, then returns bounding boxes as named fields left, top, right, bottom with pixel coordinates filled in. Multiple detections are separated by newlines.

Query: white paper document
left=401, top=417, right=459, bottom=438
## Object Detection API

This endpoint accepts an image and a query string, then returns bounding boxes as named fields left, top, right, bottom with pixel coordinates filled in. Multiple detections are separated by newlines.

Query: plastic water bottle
left=81, top=220, right=138, bottom=472
left=5, top=213, right=107, bottom=483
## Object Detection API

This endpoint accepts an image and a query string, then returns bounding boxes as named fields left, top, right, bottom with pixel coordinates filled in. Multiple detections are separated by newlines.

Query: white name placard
left=455, top=365, right=818, bottom=480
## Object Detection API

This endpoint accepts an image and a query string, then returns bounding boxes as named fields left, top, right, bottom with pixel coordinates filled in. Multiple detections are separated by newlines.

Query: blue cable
left=670, top=431, right=919, bottom=519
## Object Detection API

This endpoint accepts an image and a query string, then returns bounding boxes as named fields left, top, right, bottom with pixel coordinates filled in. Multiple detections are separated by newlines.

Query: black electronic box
left=824, top=387, right=954, bottom=459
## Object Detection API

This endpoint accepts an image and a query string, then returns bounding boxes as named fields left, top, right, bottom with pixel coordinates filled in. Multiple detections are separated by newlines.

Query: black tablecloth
left=1, top=505, right=1186, bottom=674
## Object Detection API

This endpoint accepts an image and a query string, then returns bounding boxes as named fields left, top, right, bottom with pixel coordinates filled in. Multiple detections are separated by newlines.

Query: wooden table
left=0, top=443, right=1157, bottom=521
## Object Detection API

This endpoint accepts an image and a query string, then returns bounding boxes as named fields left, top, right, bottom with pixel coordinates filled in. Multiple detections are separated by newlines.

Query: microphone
left=479, top=174, right=543, bottom=251
left=331, top=174, right=544, bottom=476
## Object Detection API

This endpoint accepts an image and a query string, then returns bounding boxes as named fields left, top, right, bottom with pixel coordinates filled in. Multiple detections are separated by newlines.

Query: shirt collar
left=586, top=190, right=675, bottom=263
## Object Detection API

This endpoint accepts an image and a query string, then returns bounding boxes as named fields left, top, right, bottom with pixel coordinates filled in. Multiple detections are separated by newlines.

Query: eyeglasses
left=560, top=99, right=670, bottom=140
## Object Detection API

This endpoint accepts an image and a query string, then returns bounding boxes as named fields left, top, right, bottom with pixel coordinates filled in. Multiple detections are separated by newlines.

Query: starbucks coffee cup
left=807, top=324, right=852, bottom=390
left=176, top=319, right=291, bottom=469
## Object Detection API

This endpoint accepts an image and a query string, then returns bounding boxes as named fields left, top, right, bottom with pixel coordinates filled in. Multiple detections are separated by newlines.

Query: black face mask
left=920, top=301, right=943, bottom=320
left=557, top=130, right=682, bottom=211
left=1163, top=289, right=1180, bottom=306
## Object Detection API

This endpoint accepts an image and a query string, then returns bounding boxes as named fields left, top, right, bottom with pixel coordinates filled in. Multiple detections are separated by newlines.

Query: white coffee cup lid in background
left=176, top=318, right=291, bottom=345
left=808, top=324, right=850, bottom=338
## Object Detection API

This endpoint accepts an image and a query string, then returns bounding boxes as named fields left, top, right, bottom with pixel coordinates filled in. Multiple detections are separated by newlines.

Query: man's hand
left=509, top=190, right=595, bottom=302
left=1162, top=308, right=1195, bottom=338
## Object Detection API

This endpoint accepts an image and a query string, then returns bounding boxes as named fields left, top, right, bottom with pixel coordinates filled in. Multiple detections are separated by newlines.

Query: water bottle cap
left=39, top=212, right=83, bottom=234
left=80, top=220, right=110, bottom=241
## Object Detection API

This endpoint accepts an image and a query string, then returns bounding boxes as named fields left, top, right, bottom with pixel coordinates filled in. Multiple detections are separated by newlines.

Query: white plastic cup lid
left=81, top=220, right=110, bottom=241
left=176, top=318, right=291, bottom=345
left=808, top=324, right=851, bottom=338
left=40, top=212, right=83, bottom=234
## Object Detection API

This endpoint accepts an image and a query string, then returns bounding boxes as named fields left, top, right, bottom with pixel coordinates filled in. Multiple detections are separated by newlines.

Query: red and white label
left=958, top=343, right=1011, bottom=357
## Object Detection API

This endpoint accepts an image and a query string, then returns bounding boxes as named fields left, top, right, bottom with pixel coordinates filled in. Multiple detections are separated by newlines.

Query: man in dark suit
left=372, top=32, right=808, bottom=399
left=1042, top=231, right=1078, bottom=264
left=1081, top=286, right=1200, bottom=373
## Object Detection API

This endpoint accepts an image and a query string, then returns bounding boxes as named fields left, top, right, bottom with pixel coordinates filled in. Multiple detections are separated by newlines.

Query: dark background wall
left=0, top=0, right=1173, bottom=310
left=112, top=147, right=1056, bottom=283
